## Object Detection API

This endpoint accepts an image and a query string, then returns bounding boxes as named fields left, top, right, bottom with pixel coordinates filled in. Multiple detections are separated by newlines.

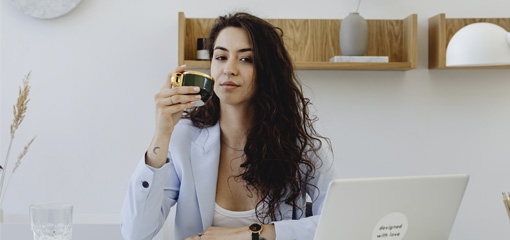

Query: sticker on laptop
left=372, top=212, right=408, bottom=240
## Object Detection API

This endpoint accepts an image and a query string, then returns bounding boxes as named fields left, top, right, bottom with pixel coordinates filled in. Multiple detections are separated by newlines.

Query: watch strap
left=252, top=232, right=259, bottom=240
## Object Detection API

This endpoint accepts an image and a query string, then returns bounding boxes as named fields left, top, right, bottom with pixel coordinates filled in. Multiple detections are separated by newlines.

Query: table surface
left=0, top=223, right=124, bottom=240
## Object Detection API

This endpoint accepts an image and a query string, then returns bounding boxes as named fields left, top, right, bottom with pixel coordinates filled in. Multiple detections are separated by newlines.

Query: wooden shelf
left=178, top=12, right=417, bottom=71
left=429, top=13, right=510, bottom=69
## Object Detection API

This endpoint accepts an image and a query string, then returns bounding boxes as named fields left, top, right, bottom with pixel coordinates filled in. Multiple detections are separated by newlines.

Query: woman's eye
left=241, top=57, right=253, bottom=63
left=215, top=56, right=227, bottom=61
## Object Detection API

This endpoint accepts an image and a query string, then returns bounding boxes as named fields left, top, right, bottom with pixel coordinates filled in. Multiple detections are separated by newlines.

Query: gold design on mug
left=170, top=71, right=214, bottom=88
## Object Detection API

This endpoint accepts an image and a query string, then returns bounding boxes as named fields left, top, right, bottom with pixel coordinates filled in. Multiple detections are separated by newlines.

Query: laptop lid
left=313, top=174, right=469, bottom=240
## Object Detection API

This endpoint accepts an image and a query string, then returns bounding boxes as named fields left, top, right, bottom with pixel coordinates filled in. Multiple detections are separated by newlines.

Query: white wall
left=1, top=0, right=510, bottom=239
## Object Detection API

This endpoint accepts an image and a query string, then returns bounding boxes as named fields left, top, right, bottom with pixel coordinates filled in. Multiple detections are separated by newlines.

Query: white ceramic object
left=10, top=0, right=82, bottom=19
left=446, top=22, right=510, bottom=67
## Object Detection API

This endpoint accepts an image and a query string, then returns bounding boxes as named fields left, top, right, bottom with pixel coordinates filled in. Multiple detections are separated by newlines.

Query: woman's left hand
left=184, top=226, right=249, bottom=240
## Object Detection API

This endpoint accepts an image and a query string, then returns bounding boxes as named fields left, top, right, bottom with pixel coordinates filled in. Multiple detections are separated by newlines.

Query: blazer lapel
left=190, top=122, right=220, bottom=230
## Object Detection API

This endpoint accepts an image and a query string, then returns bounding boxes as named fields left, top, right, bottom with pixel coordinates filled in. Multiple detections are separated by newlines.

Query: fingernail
left=193, top=87, right=200, bottom=91
left=180, top=64, right=186, bottom=68
left=195, top=95, right=201, bottom=99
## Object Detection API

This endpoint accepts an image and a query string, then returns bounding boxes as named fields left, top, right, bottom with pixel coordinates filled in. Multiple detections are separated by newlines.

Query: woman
left=121, top=12, right=335, bottom=240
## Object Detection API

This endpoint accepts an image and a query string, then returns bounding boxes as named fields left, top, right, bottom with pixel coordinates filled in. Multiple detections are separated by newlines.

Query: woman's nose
left=223, top=58, right=239, bottom=76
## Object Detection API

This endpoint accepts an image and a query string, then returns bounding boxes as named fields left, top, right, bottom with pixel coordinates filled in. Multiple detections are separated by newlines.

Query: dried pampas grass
left=10, top=71, right=31, bottom=138
left=0, top=71, right=36, bottom=207
left=12, top=136, right=36, bottom=174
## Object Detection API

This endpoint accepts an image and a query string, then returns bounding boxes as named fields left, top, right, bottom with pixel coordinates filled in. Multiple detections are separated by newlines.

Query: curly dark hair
left=183, top=12, right=331, bottom=222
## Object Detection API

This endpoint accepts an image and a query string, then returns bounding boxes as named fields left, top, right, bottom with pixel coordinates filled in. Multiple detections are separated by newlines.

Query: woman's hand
left=154, top=65, right=201, bottom=136
left=146, top=65, right=201, bottom=168
left=183, top=226, right=250, bottom=240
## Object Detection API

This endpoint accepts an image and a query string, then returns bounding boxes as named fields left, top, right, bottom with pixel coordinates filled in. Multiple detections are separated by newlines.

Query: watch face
left=250, top=223, right=262, bottom=232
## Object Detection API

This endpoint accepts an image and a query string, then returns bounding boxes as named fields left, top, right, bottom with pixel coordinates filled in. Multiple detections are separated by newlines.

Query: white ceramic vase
left=340, top=12, right=368, bottom=56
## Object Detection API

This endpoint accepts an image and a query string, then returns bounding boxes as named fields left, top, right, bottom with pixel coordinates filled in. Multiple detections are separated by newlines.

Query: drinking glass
left=29, top=203, right=73, bottom=240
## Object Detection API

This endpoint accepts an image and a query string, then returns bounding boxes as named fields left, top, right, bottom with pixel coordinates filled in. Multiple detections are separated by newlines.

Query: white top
left=212, top=202, right=260, bottom=227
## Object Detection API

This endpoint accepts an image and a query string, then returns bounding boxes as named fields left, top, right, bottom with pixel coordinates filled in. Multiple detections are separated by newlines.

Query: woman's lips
left=220, top=81, right=240, bottom=89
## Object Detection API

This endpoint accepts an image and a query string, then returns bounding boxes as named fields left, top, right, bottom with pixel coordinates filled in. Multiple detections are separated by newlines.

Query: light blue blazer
left=121, top=119, right=336, bottom=240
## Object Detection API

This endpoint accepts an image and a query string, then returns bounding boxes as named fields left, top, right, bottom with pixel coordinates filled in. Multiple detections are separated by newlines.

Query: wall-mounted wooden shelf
left=429, top=13, right=510, bottom=69
left=178, top=12, right=417, bottom=71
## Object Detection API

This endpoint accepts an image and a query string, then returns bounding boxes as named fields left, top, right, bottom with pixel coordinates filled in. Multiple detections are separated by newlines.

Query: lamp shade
left=446, top=22, right=510, bottom=67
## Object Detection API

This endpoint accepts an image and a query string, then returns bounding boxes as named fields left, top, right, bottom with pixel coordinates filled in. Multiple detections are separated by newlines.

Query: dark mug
left=170, top=71, right=214, bottom=106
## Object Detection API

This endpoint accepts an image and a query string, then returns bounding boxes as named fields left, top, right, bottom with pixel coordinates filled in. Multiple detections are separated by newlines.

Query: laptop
left=313, top=174, right=469, bottom=240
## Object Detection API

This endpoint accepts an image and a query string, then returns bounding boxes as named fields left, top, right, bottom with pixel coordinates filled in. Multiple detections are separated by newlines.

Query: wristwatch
left=248, top=222, right=263, bottom=240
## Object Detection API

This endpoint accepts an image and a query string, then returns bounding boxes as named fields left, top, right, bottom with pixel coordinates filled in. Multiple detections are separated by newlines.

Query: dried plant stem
left=0, top=71, right=33, bottom=208
left=0, top=138, right=15, bottom=206
left=356, top=0, right=362, bottom=12
left=0, top=136, right=36, bottom=206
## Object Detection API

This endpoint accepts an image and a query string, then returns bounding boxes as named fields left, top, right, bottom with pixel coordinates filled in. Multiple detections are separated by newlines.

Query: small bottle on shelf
left=196, top=38, right=209, bottom=61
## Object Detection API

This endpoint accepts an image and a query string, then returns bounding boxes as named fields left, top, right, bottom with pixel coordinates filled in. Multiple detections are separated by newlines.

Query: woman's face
left=211, top=27, right=256, bottom=107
